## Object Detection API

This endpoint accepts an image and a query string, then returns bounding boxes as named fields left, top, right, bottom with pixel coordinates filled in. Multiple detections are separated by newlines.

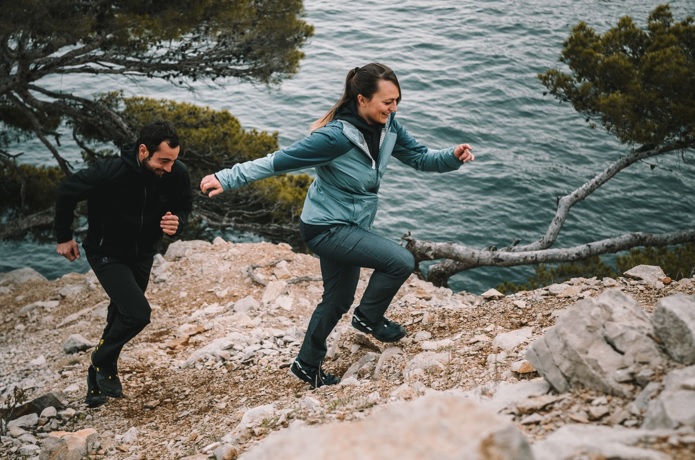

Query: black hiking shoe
left=352, top=307, right=406, bottom=342
left=94, top=366, right=123, bottom=398
left=85, top=365, right=108, bottom=408
left=290, top=359, right=340, bottom=389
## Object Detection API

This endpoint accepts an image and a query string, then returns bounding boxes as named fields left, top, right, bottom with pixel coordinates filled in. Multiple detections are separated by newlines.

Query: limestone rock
left=623, top=265, right=668, bottom=287
left=526, top=289, right=664, bottom=396
left=643, top=365, right=695, bottom=430
left=0, top=267, right=47, bottom=285
left=39, top=428, right=99, bottom=460
left=242, top=393, right=533, bottom=460
left=62, top=334, right=93, bottom=354
left=652, top=293, right=695, bottom=365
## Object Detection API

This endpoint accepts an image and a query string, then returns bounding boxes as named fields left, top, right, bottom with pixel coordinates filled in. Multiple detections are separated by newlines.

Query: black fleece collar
left=335, top=102, right=383, bottom=162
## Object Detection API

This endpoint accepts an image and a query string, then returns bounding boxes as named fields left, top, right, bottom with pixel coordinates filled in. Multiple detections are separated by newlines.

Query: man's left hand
left=161, top=212, right=179, bottom=236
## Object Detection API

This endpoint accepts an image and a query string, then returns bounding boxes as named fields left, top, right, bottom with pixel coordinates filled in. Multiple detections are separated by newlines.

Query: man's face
left=139, top=141, right=180, bottom=176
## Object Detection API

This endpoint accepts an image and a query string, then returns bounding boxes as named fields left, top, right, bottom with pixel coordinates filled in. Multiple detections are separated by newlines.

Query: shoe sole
left=85, top=395, right=108, bottom=408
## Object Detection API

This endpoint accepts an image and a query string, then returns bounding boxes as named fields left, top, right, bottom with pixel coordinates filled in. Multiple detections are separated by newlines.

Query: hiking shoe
left=290, top=359, right=340, bottom=389
left=85, top=365, right=108, bottom=408
left=94, top=367, right=123, bottom=398
left=352, top=308, right=406, bottom=342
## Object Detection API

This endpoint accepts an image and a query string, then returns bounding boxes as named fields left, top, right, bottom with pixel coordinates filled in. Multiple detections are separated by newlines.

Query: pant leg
left=88, top=255, right=153, bottom=372
left=298, top=225, right=415, bottom=364
left=297, top=255, right=360, bottom=365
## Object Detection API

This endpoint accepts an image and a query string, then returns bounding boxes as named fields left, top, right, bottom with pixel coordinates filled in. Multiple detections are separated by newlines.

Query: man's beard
left=142, top=157, right=166, bottom=177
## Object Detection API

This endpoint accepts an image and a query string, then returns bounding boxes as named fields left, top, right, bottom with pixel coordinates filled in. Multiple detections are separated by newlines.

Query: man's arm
left=54, top=161, right=107, bottom=259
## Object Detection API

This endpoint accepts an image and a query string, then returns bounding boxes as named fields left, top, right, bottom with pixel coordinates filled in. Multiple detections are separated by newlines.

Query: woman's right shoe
left=290, top=359, right=340, bottom=389
left=85, top=365, right=108, bottom=407
left=352, top=307, right=406, bottom=342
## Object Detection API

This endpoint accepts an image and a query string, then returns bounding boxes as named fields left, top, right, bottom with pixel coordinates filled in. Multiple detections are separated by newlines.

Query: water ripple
left=6, top=0, right=694, bottom=293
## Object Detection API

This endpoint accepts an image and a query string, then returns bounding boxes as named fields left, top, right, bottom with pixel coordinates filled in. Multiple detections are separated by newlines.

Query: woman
left=200, top=63, right=474, bottom=388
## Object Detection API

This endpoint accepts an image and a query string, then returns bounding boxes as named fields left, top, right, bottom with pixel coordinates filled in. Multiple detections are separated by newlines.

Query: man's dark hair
left=136, top=121, right=180, bottom=158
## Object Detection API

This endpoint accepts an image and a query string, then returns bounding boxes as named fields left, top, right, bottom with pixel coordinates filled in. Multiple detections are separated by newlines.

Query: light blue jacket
left=215, top=113, right=462, bottom=229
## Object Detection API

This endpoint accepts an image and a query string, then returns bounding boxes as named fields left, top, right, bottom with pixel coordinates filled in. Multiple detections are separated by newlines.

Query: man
left=55, top=121, right=193, bottom=407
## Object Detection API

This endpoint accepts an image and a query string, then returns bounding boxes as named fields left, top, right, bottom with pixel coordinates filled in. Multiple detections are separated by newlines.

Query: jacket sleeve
left=215, top=127, right=351, bottom=190
left=390, top=118, right=462, bottom=173
left=171, top=162, right=193, bottom=237
left=53, top=161, right=108, bottom=243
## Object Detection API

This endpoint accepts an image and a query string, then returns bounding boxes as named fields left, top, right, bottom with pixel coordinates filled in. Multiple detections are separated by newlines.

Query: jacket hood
left=121, top=143, right=162, bottom=180
left=120, top=143, right=142, bottom=172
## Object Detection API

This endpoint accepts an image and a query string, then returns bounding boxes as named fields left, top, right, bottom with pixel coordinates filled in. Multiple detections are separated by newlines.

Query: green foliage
left=539, top=5, right=695, bottom=147
left=497, top=256, right=616, bottom=294
left=497, top=244, right=695, bottom=294
left=617, top=243, right=695, bottom=279
left=118, top=96, right=280, bottom=179
left=0, top=162, right=63, bottom=215
left=1, top=95, right=312, bottom=243
left=253, top=174, right=314, bottom=221
left=0, top=386, right=27, bottom=436
left=119, top=96, right=312, bottom=230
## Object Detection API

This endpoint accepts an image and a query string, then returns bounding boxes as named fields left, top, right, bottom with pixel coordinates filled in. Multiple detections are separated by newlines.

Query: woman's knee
left=390, top=248, right=416, bottom=278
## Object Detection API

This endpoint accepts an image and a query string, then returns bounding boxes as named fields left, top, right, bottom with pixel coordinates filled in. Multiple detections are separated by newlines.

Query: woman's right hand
left=200, top=174, right=224, bottom=197
left=454, top=144, right=475, bottom=163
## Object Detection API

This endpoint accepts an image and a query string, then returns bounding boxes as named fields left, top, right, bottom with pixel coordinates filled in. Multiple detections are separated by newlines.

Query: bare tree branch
left=405, top=229, right=695, bottom=267
left=0, top=208, right=54, bottom=240
left=514, top=143, right=685, bottom=252
left=5, top=92, right=71, bottom=174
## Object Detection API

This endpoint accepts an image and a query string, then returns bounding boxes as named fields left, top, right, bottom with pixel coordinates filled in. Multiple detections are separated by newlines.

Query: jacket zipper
left=357, top=144, right=376, bottom=170
left=136, top=185, right=146, bottom=256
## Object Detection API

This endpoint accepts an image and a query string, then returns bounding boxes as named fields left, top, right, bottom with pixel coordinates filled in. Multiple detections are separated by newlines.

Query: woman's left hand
left=454, top=144, right=474, bottom=163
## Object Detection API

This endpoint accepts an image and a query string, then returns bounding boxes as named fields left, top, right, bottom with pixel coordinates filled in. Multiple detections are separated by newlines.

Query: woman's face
left=357, top=79, right=400, bottom=125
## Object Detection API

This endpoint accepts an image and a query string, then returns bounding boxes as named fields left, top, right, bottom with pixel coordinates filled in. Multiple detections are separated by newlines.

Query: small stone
left=40, top=407, right=57, bottom=419
left=588, top=406, right=610, bottom=420
left=511, top=360, right=536, bottom=374
left=568, top=412, right=590, bottom=424
left=144, top=400, right=161, bottom=409
left=482, top=288, right=504, bottom=300
left=519, top=413, right=544, bottom=425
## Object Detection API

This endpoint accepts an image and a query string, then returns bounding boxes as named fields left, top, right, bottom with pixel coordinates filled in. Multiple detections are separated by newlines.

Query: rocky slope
left=1, top=239, right=694, bottom=459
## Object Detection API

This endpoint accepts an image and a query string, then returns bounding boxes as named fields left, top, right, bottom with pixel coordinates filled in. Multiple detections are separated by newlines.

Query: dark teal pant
left=298, top=225, right=415, bottom=366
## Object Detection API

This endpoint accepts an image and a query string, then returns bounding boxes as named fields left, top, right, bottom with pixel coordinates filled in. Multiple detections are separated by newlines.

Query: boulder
left=526, top=290, right=663, bottom=396
left=241, top=393, right=533, bottom=460
left=652, top=294, right=695, bottom=365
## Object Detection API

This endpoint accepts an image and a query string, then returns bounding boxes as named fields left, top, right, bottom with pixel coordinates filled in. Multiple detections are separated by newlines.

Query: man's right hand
left=57, top=240, right=81, bottom=261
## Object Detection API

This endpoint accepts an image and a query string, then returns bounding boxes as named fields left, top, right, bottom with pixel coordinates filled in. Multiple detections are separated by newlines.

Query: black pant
left=87, top=254, right=154, bottom=374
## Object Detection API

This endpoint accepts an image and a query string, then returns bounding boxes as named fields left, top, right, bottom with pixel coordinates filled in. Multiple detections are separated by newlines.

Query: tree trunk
left=0, top=209, right=55, bottom=240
